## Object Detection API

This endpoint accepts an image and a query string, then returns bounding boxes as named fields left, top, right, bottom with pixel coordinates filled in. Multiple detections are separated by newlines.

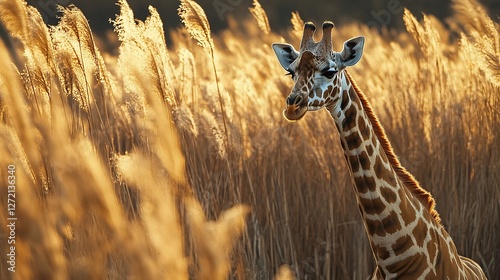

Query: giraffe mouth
left=283, top=104, right=308, bottom=121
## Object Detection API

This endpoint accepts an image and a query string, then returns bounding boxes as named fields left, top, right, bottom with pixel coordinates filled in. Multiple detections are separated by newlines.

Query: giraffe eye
left=286, top=69, right=295, bottom=79
left=322, top=70, right=338, bottom=79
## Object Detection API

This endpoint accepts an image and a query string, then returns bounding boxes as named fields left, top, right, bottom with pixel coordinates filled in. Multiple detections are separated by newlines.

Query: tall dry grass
left=0, top=0, right=498, bottom=279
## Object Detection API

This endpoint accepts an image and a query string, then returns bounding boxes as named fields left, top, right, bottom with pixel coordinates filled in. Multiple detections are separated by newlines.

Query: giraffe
left=272, top=21, right=487, bottom=279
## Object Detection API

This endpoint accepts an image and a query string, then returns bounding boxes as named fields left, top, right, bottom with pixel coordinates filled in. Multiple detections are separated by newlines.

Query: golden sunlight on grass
left=0, top=0, right=498, bottom=279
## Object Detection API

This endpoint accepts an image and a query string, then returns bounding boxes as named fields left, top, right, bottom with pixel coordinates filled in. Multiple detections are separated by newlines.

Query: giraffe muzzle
left=284, top=94, right=308, bottom=121
left=286, top=94, right=304, bottom=106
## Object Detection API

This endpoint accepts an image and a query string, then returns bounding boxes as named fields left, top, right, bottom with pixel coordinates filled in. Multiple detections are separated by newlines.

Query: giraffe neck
left=326, top=71, right=468, bottom=278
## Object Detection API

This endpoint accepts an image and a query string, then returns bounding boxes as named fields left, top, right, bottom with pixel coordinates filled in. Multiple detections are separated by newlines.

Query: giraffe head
left=272, top=21, right=365, bottom=121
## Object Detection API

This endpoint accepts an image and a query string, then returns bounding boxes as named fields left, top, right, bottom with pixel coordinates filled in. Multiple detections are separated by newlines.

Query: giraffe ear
left=272, top=43, right=299, bottom=70
left=339, top=36, right=365, bottom=68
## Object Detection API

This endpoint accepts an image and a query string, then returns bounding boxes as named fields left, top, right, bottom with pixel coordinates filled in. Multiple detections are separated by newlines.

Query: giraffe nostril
left=294, top=96, right=303, bottom=105
left=287, top=95, right=304, bottom=106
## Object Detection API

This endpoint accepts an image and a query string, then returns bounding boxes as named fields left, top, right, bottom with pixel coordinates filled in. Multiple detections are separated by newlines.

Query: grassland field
left=0, top=0, right=499, bottom=279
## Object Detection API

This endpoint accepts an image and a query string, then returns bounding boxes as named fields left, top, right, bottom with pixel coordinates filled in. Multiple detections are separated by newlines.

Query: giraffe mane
left=345, top=70, right=442, bottom=224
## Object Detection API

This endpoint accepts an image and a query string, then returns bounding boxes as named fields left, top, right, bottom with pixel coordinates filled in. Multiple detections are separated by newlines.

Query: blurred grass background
left=22, top=0, right=500, bottom=34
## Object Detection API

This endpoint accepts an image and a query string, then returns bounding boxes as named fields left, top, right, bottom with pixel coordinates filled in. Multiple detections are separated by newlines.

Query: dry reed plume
left=0, top=0, right=498, bottom=279
left=249, top=0, right=271, bottom=35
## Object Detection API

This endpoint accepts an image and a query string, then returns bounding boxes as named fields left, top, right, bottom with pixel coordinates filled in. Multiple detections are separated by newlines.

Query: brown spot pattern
left=312, top=88, right=320, bottom=98
left=333, top=86, right=339, bottom=96
left=345, top=131, right=362, bottom=150
left=366, top=144, right=374, bottom=156
left=359, top=196, right=386, bottom=215
left=391, top=235, right=414, bottom=256
left=427, top=240, right=438, bottom=267
left=353, top=175, right=377, bottom=193
left=378, top=144, right=389, bottom=163
left=374, top=244, right=390, bottom=260
left=373, top=157, right=390, bottom=180
left=365, top=210, right=401, bottom=236
left=349, top=155, right=360, bottom=173
left=358, top=151, right=371, bottom=170
left=324, top=86, right=332, bottom=98
left=342, top=105, right=357, bottom=131
left=348, top=88, right=357, bottom=100
left=358, top=115, right=371, bottom=140
left=380, top=186, right=397, bottom=203
left=340, top=90, right=350, bottom=108
left=411, top=219, right=428, bottom=248
left=402, top=199, right=417, bottom=226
